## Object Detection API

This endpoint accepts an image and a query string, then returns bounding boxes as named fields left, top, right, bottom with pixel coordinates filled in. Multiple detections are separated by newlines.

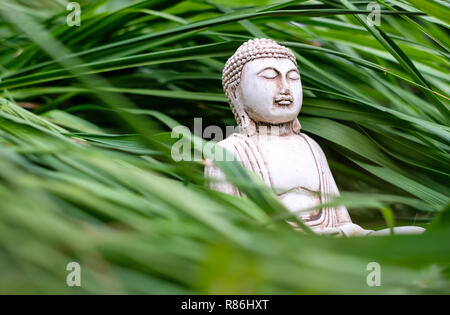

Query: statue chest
left=252, top=134, right=321, bottom=195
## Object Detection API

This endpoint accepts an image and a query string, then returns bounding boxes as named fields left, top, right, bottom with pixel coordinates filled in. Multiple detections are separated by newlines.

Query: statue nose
left=280, top=77, right=290, bottom=95
left=280, top=88, right=290, bottom=95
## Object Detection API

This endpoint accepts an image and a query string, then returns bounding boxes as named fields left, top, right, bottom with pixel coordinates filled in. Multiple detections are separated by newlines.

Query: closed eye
left=288, top=70, right=300, bottom=80
left=258, top=68, right=278, bottom=79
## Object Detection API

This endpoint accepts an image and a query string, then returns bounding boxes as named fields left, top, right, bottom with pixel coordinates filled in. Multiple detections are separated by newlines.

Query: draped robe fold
left=204, top=132, right=368, bottom=235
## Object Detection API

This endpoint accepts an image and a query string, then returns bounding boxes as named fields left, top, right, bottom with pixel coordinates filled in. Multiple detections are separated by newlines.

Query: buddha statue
left=205, top=38, right=424, bottom=236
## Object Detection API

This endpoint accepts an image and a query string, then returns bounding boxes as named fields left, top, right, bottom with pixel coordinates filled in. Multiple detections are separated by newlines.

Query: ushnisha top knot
left=222, top=38, right=297, bottom=99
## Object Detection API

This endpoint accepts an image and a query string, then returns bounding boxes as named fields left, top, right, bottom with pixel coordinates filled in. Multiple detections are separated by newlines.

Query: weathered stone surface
left=205, top=39, right=424, bottom=237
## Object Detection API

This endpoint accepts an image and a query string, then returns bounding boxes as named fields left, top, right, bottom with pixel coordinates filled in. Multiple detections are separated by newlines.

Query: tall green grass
left=0, top=0, right=448, bottom=294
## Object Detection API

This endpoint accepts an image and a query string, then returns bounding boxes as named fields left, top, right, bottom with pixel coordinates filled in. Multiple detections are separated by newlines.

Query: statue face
left=237, top=57, right=302, bottom=124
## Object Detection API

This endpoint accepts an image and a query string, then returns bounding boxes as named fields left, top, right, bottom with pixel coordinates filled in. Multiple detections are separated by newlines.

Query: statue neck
left=244, top=120, right=299, bottom=137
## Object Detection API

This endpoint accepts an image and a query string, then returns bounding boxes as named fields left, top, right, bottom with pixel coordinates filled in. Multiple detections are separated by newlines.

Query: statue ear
left=229, top=84, right=242, bottom=103
left=229, top=85, right=255, bottom=136
left=231, top=86, right=237, bottom=100
left=293, top=118, right=301, bottom=133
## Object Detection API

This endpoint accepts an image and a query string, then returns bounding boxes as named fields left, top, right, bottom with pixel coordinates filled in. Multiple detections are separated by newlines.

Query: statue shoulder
left=218, top=133, right=247, bottom=145
left=203, top=133, right=246, bottom=164
left=215, top=133, right=248, bottom=156
left=300, top=133, right=324, bottom=154
left=216, top=133, right=267, bottom=173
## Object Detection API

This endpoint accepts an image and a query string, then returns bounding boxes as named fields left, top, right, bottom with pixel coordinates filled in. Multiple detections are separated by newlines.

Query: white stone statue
left=205, top=38, right=424, bottom=236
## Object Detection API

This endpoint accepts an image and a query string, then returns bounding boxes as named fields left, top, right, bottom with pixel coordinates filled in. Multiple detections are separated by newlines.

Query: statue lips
left=274, top=95, right=293, bottom=106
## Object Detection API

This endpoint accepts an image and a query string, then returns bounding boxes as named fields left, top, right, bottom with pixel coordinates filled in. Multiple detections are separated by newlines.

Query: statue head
left=222, top=38, right=302, bottom=135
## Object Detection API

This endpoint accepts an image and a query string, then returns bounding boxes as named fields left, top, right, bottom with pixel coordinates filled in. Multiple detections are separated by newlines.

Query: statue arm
left=204, top=139, right=241, bottom=197
left=304, top=135, right=425, bottom=236
left=304, top=134, right=371, bottom=236
left=204, top=161, right=241, bottom=196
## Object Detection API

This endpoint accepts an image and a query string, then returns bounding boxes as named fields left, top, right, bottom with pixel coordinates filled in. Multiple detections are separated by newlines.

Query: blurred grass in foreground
left=0, top=0, right=449, bottom=294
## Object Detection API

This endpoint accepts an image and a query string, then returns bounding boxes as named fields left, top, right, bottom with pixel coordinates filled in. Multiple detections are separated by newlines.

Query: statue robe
left=205, top=132, right=369, bottom=236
